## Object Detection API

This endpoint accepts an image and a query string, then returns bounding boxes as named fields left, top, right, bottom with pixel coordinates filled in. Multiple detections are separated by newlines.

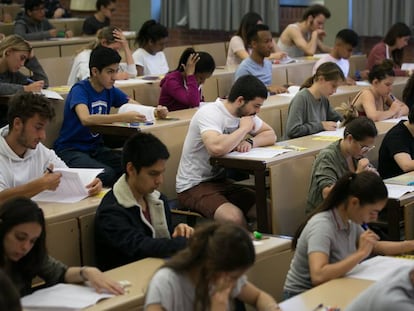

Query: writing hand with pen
left=41, top=164, right=62, bottom=191
left=85, top=178, right=102, bottom=196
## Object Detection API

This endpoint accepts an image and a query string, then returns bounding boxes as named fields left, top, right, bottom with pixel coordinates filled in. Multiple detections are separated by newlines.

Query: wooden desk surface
left=37, top=193, right=104, bottom=223
left=279, top=278, right=374, bottom=310
left=30, top=36, right=94, bottom=47
left=85, top=258, right=164, bottom=311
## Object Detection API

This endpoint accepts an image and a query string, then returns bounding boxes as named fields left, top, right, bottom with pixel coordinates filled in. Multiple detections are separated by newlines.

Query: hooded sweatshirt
left=14, top=12, right=55, bottom=41
left=0, top=126, right=66, bottom=192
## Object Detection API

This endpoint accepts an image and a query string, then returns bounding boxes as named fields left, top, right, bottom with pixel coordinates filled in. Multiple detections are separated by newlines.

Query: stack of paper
left=32, top=168, right=103, bottom=203
left=227, top=147, right=291, bottom=159
left=21, top=283, right=114, bottom=310
left=385, top=184, right=414, bottom=199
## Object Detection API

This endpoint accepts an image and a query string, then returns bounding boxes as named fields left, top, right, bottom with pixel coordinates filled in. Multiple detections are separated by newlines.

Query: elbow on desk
left=207, top=146, right=229, bottom=158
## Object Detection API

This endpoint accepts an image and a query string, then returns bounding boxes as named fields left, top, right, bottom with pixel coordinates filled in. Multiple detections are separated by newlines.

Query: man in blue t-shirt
left=54, top=46, right=167, bottom=186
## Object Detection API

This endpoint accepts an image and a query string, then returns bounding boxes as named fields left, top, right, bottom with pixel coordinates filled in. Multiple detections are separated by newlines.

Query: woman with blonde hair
left=67, top=26, right=136, bottom=85
left=0, top=35, right=48, bottom=95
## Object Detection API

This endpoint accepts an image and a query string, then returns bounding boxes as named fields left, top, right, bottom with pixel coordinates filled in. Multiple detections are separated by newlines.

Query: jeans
left=57, top=146, right=123, bottom=187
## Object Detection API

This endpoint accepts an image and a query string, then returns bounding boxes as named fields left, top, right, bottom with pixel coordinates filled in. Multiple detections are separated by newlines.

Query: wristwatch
left=245, top=138, right=254, bottom=146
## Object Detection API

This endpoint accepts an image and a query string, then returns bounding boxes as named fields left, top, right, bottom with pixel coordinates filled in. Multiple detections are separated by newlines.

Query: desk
left=211, top=121, right=396, bottom=234
left=279, top=278, right=374, bottom=310
left=31, top=36, right=94, bottom=58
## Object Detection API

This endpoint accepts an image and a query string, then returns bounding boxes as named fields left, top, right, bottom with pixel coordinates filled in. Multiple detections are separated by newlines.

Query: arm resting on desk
left=394, top=153, right=414, bottom=173
left=75, top=104, right=146, bottom=126
left=237, top=282, right=280, bottom=311
left=374, top=240, right=414, bottom=255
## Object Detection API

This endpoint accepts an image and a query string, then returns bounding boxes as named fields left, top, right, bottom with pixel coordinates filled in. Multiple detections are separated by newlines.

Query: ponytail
left=301, top=62, right=345, bottom=89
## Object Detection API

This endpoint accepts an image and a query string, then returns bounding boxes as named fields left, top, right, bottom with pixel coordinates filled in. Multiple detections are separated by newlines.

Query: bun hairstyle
left=301, top=62, right=345, bottom=89
left=368, top=59, right=395, bottom=83
left=135, top=19, right=168, bottom=47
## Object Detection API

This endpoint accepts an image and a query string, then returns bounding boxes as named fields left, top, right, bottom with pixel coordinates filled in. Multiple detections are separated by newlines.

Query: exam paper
left=346, top=256, right=414, bottom=281
left=41, top=89, right=64, bottom=100
left=380, top=116, right=408, bottom=123
left=32, top=168, right=103, bottom=203
left=312, top=127, right=345, bottom=138
left=385, top=184, right=414, bottom=199
left=21, top=283, right=114, bottom=310
left=227, top=147, right=291, bottom=159
left=118, top=103, right=155, bottom=122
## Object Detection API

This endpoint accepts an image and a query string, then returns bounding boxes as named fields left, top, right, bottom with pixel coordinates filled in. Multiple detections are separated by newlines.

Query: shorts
left=177, top=179, right=256, bottom=219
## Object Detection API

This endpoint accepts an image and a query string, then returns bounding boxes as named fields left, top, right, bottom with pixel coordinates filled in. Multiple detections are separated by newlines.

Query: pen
left=362, top=223, right=369, bottom=230
left=311, top=303, right=323, bottom=311
left=46, top=167, right=53, bottom=173
left=389, top=93, right=396, bottom=101
left=27, top=78, right=34, bottom=84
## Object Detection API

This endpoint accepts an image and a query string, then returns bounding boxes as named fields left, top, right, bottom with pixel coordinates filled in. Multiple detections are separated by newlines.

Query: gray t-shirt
left=307, top=140, right=357, bottom=213
left=285, top=88, right=342, bottom=139
left=145, top=267, right=247, bottom=311
left=345, top=266, right=414, bottom=311
left=284, top=209, right=364, bottom=294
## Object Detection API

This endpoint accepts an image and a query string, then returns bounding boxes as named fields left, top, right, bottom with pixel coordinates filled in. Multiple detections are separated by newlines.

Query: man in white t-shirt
left=312, top=29, right=359, bottom=85
left=176, top=75, right=277, bottom=226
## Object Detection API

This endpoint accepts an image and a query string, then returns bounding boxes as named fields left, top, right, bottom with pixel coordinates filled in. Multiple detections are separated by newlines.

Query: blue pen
left=27, top=78, right=34, bottom=84
left=389, top=93, right=396, bottom=101
left=362, top=223, right=369, bottom=230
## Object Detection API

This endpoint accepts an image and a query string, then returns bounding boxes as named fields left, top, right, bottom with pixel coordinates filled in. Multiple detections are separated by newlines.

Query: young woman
left=367, top=22, right=412, bottom=77
left=284, top=171, right=414, bottom=298
left=0, top=34, right=48, bottom=95
left=145, top=222, right=280, bottom=311
left=0, top=197, right=124, bottom=297
left=132, top=19, right=169, bottom=76
left=307, top=116, right=378, bottom=213
left=226, top=12, right=286, bottom=67
left=67, top=25, right=137, bottom=85
left=285, top=61, right=344, bottom=139
left=159, top=47, right=215, bottom=111
left=351, top=60, right=408, bottom=121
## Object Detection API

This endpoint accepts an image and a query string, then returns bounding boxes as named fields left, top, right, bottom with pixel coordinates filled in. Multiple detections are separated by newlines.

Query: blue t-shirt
left=54, top=79, right=129, bottom=152
left=234, top=57, right=272, bottom=86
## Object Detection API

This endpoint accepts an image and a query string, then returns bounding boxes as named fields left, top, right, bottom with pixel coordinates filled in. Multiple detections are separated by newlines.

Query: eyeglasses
left=356, top=141, right=375, bottom=153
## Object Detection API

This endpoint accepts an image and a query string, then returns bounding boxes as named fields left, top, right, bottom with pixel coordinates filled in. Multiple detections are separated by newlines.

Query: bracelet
left=245, top=137, right=254, bottom=147
left=80, top=266, right=88, bottom=282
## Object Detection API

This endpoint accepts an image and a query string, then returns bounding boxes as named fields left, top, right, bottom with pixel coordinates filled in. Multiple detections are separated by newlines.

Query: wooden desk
left=279, top=278, right=374, bottom=310
left=85, top=258, right=164, bottom=311
left=211, top=121, right=396, bottom=234
left=31, top=36, right=94, bottom=58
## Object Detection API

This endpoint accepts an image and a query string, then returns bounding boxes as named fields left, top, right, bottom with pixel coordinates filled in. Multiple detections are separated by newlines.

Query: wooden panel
left=270, top=155, right=316, bottom=235
left=60, top=43, right=87, bottom=57
left=33, top=46, right=60, bottom=59
left=133, top=83, right=161, bottom=107
left=202, top=77, right=218, bottom=102
left=163, top=45, right=190, bottom=69
left=258, top=105, right=283, bottom=140
left=286, top=62, right=314, bottom=85
left=39, top=56, right=74, bottom=86
left=79, top=212, right=96, bottom=266
left=49, top=18, right=85, bottom=37
left=46, top=218, right=81, bottom=266
left=193, top=42, right=227, bottom=67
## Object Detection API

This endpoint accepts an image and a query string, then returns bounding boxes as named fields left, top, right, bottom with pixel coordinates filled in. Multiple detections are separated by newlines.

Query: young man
left=54, top=46, right=168, bottom=187
left=0, top=92, right=102, bottom=204
left=234, top=24, right=286, bottom=94
left=277, top=4, right=332, bottom=57
left=378, top=105, right=414, bottom=179
left=95, top=132, right=192, bottom=271
left=83, top=0, right=116, bottom=35
left=14, top=0, right=73, bottom=40
left=312, top=29, right=359, bottom=85
left=176, top=74, right=277, bottom=227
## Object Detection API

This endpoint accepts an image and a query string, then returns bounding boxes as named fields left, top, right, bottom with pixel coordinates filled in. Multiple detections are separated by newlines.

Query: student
left=145, top=222, right=280, bottom=311
left=283, top=171, right=414, bottom=298
left=285, top=62, right=343, bottom=139
left=55, top=47, right=167, bottom=187
left=234, top=24, right=287, bottom=94
left=159, top=47, right=215, bottom=111
left=378, top=105, right=414, bottom=179
left=95, top=132, right=192, bottom=271
left=0, top=269, right=21, bottom=311
left=0, top=196, right=124, bottom=296
left=312, top=29, right=359, bottom=85
left=44, top=0, right=71, bottom=19
left=83, top=0, right=116, bottom=35
left=226, top=12, right=286, bottom=67
left=367, top=22, right=412, bottom=77
left=307, top=117, right=377, bottom=213
left=14, top=0, right=73, bottom=40
left=176, top=75, right=276, bottom=226
left=0, top=92, right=102, bottom=204
left=277, top=4, right=332, bottom=57
left=402, top=73, right=414, bottom=110
left=351, top=60, right=408, bottom=121
left=67, top=26, right=137, bottom=85
left=132, top=19, right=169, bottom=76
left=345, top=266, right=414, bottom=311
left=0, top=35, right=48, bottom=95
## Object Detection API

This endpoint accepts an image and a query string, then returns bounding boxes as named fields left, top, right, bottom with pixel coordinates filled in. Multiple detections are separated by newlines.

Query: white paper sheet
left=402, top=63, right=414, bottom=70
left=21, top=283, right=114, bottom=310
left=385, top=184, right=414, bottom=199
left=226, top=147, right=291, bottom=159
left=346, top=256, right=414, bottom=281
left=118, top=103, right=155, bottom=122
left=355, top=81, right=371, bottom=86
left=380, top=116, right=408, bottom=123
left=32, top=168, right=103, bottom=203
left=41, top=89, right=64, bottom=100
left=114, top=78, right=152, bottom=86
left=312, top=127, right=345, bottom=138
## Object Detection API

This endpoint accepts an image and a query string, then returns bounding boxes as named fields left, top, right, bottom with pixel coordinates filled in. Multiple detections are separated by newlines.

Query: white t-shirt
left=0, top=126, right=67, bottom=191
left=67, top=49, right=138, bottom=86
left=132, top=48, right=169, bottom=76
left=176, top=100, right=263, bottom=193
left=312, top=54, right=350, bottom=77
left=226, top=35, right=249, bottom=67
left=145, top=267, right=247, bottom=311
